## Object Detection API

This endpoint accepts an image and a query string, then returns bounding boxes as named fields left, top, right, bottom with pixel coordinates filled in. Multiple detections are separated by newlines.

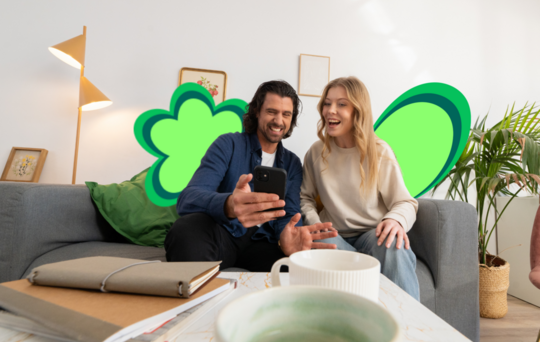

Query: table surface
left=0, top=272, right=470, bottom=342
left=180, top=272, right=470, bottom=342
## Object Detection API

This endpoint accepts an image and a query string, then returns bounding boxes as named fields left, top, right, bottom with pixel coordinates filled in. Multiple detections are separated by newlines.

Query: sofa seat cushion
left=21, top=241, right=166, bottom=278
left=416, top=259, right=435, bottom=311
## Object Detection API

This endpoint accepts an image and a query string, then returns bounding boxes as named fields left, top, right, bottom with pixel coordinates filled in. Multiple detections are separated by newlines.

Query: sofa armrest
left=0, top=182, right=122, bottom=283
left=408, top=198, right=479, bottom=342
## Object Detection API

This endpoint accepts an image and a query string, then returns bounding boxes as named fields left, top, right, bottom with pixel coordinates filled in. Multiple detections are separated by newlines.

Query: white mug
left=271, top=249, right=381, bottom=302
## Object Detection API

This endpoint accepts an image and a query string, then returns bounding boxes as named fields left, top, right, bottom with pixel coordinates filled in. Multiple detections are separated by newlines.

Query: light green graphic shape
left=376, top=103, right=453, bottom=197
left=134, top=82, right=246, bottom=207
left=374, top=82, right=471, bottom=198
left=151, top=99, right=242, bottom=193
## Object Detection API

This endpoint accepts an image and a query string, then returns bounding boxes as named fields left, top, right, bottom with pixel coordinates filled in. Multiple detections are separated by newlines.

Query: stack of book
left=0, top=257, right=237, bottom=342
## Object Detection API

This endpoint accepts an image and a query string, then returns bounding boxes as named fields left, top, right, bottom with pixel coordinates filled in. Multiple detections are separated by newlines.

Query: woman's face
left=322, top=86, right=355, bottom=143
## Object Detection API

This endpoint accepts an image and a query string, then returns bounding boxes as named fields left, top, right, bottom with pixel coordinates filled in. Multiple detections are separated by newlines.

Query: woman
left=300, top=76, right=420, bottom=299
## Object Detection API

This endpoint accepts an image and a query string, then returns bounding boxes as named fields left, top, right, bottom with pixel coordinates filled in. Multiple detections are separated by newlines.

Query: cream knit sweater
left=300, top=139, right=418, bottom=237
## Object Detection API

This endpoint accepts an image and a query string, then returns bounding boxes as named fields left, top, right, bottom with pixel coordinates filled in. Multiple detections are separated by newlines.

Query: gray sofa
left=0, top=182, right=479, bottom=341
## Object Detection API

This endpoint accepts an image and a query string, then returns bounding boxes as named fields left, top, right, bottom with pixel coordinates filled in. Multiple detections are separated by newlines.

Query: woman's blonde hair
left=316, top=76, right=381, bottom=194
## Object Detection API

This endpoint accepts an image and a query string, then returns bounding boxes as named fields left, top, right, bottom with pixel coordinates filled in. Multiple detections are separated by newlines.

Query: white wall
left=497, top=196, right=540, bottom=306
left=1, top=0, right=540, bottom=186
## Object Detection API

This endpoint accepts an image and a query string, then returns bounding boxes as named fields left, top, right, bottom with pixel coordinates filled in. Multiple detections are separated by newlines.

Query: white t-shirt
left=261, top=151, right=276, bottom=167
left=257, top=151, right=276, bottom=227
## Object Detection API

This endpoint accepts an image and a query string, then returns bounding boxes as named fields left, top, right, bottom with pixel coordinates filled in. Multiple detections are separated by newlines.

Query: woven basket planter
left=479, top=255, right=510, bottom=319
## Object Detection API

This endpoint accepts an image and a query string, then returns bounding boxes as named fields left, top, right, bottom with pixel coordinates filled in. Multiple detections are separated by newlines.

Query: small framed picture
left=178, top=67, right=227, bottom=105
left=298, top=54, right=331, bottom=97
left=1, top=147, right=48, bottom=183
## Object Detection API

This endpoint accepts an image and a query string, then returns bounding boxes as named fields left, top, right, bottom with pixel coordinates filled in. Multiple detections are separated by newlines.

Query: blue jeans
left=317, top=229, right=420, bottom=301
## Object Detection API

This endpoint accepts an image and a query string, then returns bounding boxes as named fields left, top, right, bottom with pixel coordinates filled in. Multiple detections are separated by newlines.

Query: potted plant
left=433, top=103, right=540, bottom=318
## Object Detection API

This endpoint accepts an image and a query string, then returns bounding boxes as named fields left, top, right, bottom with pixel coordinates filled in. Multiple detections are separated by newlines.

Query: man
left=165, top=80, right=337, bottom=271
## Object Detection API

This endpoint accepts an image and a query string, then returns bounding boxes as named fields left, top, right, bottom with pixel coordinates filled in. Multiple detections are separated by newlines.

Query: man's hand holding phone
left=225, top=172, right=339, bottom=256
left=225, top=174, right=286, bottom=227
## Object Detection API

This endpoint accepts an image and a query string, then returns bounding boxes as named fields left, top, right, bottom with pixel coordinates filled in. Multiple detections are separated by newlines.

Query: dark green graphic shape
left=374, top=83, right=471, bottom=198
left=134, top=83, right=246, bottom=207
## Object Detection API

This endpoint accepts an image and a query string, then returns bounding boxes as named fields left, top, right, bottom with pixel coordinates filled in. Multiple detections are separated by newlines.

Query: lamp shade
left=79, top=76, right=112, bottom=111
left=48, top=34, right=86, bottom=69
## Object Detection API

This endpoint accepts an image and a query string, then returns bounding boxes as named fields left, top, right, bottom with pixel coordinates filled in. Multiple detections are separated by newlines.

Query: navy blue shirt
left=176, top=132, right=303, bottom=243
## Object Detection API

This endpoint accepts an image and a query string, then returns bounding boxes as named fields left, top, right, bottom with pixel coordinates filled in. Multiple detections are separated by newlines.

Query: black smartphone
left=253, top=165, right=287, bottom=211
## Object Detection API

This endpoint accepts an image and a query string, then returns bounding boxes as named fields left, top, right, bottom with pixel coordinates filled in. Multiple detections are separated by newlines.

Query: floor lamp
left=49, top=26, right=112, bottom=184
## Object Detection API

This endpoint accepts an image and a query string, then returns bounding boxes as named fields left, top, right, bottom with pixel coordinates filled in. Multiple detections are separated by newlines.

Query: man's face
left=256, top=93, right=294, bottom=146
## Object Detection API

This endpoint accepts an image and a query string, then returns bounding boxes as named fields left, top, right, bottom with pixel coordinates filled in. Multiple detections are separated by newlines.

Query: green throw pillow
left=85, top=168, right=179, bottom=248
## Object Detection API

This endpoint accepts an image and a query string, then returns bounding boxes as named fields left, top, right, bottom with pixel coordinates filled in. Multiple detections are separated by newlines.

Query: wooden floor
left=480, top=295, right=540, bottom=342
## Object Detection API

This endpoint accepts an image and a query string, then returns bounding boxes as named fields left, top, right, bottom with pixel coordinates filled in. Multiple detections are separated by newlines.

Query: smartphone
left=253, top=165, right=287, bottom=211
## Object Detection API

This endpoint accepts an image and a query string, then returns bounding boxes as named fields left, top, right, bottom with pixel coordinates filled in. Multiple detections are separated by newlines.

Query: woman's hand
left=375, top=219, right=410, bottom=249
left=279, top=213, right=338, bottom=256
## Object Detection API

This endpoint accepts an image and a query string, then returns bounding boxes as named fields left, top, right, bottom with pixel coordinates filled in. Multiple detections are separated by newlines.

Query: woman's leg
left=352, top=229, right=420, bottom=300
left=315, top=234, right=357, bottom=252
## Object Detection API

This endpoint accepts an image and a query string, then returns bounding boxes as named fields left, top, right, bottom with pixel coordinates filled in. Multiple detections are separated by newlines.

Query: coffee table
left=181, top=272, right=471, bottom=342
left=0, top=272, right=471, bottom=342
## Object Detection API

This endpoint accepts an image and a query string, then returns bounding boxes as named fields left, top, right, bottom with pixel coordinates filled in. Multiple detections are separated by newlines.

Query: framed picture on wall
left=298, top=54, right=331, bottom=97
left=0, top=147, right=48, bottom=183
left=178, top=67, right=228, bottom=105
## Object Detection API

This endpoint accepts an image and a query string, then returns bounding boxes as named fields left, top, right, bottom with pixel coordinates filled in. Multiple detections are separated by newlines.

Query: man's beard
left=260, top=123, right=286, bottom=144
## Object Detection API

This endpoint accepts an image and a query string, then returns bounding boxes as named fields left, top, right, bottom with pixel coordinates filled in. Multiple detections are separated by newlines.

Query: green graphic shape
left=374, top=83, right=471, bottom=198
left=134, top=83, right=246, bottom=207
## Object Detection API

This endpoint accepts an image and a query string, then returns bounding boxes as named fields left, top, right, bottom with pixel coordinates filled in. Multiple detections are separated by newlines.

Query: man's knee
left=167, top=213, right=216, bottom=240
left=165, top=213, right=221, bottom=261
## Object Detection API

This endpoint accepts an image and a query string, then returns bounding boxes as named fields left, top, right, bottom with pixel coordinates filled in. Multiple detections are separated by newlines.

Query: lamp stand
left=72, top=108, right=82, bottom=184
left=71, top=26, right=86, bottom=185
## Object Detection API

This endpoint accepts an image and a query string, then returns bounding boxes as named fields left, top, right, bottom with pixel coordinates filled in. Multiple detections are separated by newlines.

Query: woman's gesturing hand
left=375, top=218, right=410, bottom=249
left=279, top=213, right=338, bottom=256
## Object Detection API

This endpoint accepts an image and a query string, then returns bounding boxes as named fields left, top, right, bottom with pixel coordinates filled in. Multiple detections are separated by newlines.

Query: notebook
left=26, top=257, right=221, bottom=298
left=0, top=276, right=230, bottom=342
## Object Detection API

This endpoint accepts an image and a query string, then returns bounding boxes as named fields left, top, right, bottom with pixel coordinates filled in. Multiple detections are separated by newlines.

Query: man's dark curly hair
left=243, top=80, right=302, bottom=139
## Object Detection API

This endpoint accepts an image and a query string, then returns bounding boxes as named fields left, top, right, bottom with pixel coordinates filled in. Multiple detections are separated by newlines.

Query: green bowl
left=215, top=286, right=401, bottom=342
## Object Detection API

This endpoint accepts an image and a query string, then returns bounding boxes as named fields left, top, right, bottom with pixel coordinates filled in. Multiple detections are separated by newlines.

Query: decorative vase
left=479, top=255, right=510, bottom=318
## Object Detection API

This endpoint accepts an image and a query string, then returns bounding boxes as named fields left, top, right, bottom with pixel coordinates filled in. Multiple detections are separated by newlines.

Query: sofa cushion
left=86, top=169, right=179, bottom=248
left=416, top=259, right=435, bottom=311
left=0, top=183, right=130, bottom=282
left=22, top=241, right=166, bottom=278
